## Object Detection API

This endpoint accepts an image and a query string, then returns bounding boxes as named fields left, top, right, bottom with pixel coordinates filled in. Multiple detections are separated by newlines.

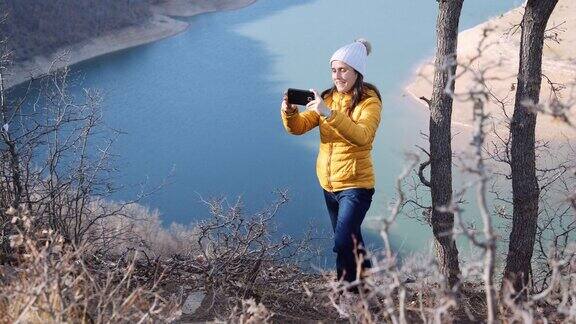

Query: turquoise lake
left=50, top=0, right=523, bottom=261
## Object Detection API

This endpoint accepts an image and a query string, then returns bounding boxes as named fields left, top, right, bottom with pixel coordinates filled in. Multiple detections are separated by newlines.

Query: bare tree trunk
left=503, top=0, right=559, bottom=295
left=429, top=0, right=463, bottom=288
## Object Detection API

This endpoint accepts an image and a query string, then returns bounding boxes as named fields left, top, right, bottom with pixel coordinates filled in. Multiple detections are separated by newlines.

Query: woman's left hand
left=306, top=89, right=332, bottom=118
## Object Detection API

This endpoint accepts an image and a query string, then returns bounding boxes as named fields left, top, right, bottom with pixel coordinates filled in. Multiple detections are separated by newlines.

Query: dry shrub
left=324, top=245, right=575, bottom=323
left=190, top=193, right=321, bottom=319
left=0, top=207, right=181, bottom=323
left=325, top=251, right=458, bottom=323
left=85, top=200, right=202, bottom=259
left=501, top=243, right=576, bottom=322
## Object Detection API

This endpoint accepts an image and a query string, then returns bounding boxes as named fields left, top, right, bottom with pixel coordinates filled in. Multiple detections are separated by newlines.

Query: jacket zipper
left=326, top=94, right=345, bottom=191
left=327, top=143, right=332, bottom=191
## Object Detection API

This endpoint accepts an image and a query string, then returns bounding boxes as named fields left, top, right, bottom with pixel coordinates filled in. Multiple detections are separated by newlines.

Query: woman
left=280, top=39, right=382, bottom=286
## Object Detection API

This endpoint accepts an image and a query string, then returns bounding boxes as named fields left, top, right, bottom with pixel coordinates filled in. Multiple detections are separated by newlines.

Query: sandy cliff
left=405, top=0, right=576, bottom=141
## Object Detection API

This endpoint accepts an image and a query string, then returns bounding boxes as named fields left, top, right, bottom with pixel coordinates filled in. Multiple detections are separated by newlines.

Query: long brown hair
left=321, top=72, right=381, bottom=117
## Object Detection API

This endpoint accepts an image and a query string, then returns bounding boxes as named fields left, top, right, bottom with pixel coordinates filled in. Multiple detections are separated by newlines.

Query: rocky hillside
left=0, top=0, right=154, bottom=62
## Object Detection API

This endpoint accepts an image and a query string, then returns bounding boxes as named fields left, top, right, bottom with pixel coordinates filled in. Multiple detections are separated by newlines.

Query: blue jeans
left=323, top=188, right=374, bottom=283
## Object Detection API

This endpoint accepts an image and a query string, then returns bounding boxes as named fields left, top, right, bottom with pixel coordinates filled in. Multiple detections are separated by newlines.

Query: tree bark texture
left=429, top=0, right=463, bottom=288
left=503, top=0, right=558, bottom=294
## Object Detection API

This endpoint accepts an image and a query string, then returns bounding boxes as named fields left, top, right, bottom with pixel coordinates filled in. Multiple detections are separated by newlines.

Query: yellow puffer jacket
left=281, top=89, right=382, bottom=192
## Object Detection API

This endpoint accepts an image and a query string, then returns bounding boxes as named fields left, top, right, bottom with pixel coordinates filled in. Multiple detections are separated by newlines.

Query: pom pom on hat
left=355, top=38, right=372, bottom=56
left=330, top=38, right=372, bottom=76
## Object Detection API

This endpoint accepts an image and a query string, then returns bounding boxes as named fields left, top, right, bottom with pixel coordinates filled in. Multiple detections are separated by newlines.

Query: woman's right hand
left=282, top=93, right=298, bottom=114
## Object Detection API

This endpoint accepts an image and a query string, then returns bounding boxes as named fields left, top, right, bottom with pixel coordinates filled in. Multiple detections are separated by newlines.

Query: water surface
left=65, top=0, right=522, bottom=260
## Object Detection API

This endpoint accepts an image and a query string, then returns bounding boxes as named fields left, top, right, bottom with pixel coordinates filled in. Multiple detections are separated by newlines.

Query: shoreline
left=4, top=0, right=257, bottom=90
left=152, top=0, right=257, bottom=17
left=404, top=0, right=576, bottom=141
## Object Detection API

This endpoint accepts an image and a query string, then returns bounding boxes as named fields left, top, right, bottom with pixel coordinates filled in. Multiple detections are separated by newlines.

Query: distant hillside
left=0, top=0, right=159, bottom=62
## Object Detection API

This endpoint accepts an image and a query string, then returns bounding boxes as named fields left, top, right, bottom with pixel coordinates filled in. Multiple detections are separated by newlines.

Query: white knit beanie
left=330, top=38, right=372, bottom=76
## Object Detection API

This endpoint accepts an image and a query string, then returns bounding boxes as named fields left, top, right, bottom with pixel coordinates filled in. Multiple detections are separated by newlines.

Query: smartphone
left=287, top=88, right=315, bottom=106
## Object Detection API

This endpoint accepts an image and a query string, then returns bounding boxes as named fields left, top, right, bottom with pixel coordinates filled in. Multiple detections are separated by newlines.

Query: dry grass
left=0, top=207, right=181, bottom=323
